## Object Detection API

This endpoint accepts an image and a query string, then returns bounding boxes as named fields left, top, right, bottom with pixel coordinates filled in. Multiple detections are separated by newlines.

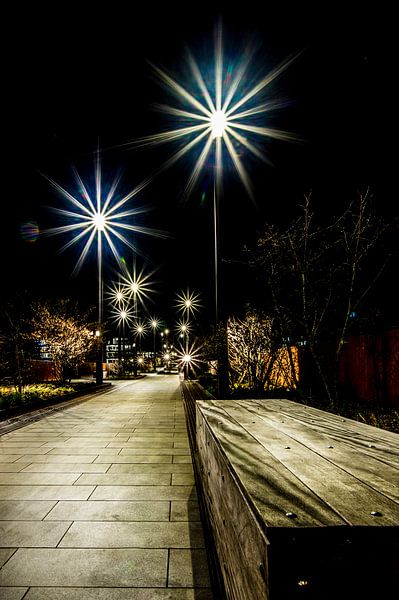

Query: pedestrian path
left=0, top=375, right=213, bottom=599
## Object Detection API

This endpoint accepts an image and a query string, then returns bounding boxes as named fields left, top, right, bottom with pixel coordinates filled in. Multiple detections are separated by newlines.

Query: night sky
left=2, top=4, right=397, bottom=333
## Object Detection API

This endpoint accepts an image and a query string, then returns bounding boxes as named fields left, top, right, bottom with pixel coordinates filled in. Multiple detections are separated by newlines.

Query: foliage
left=227, top=308, right=299, bottom=395
left=0, top=382, right=75, bottom=411
left=251, top=190, right=388, bottom=406
left=30, top=299, right=96, bottom=382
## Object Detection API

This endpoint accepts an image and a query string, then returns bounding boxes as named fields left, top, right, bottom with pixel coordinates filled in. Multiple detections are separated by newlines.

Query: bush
left=0, top=382, right=77, bottom=414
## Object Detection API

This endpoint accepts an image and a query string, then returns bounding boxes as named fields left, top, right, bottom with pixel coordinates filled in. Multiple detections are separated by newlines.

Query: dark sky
left=2, top=4, right=397, bottom=332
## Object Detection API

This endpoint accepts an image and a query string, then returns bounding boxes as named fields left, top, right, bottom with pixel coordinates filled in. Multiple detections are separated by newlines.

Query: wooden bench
left=196, top=398, right=399, bottom=599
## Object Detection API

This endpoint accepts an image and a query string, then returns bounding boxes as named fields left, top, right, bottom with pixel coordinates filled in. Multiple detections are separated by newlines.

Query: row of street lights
left=106, top=275, right=198, bottom=379
left=46, top=24, right=294, bottom=387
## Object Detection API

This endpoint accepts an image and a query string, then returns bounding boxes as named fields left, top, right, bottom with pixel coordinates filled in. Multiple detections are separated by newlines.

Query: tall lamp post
left=141, top=25, right=296, bottom=394
left=45, top=151, right=155, bottom=385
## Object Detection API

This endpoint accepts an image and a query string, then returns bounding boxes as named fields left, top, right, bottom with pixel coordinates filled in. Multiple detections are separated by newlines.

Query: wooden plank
left=197, top=401, right=346, bottom=528
left=234, top=400, right=399, bottom=503
left=264, top=399, right=399, bottom=467
left=197, top=410, right=269, bottom=600
left=219, top=401, right=399, bottom=525
left=195, top=396, right=399, bottom=599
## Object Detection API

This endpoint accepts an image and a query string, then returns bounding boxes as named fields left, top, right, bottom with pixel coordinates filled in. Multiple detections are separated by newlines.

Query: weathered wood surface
left=196, top=398, right=399, bottom=599
left=181, top=381, right=226, bottom=599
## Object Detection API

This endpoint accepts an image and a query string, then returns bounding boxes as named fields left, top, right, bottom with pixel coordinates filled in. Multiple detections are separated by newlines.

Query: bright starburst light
left=120, top=265, right=156, bottom=309
left=44, top=152, right=157, bottom=275
left=135, top=322, right=148, bottom=337
left=106, top=282, right=128, bottom=306
left=176, top=342, right=203, bottom=373
left=110, top=304, right=135, bottom=328
left=133, top=24, right=299, bottom=199
left=176, top=289, right=201, bottom=317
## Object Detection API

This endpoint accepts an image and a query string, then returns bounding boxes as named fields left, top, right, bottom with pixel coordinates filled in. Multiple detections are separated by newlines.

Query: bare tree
left=252, top=190, right=387, bottom=406
left=0, top=295, right=33, bottom=393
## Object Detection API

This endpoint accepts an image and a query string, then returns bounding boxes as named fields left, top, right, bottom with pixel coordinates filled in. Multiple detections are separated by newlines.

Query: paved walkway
left=0, top=375, right=213, bottom=599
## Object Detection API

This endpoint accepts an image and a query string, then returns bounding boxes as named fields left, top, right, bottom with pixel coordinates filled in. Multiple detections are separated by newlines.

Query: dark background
left=2, top=3, right=397, bottom=333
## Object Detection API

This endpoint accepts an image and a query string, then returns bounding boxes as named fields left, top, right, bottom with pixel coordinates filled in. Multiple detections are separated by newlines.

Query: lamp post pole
left=96, top=234, right=104, bottom=384
left=151, top=320, right=158, bottom=372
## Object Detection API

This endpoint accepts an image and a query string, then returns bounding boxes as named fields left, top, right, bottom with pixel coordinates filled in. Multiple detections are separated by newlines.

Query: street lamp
left=45, top=150, right=156, bottom=385
left=177, top=320, right=190, bottom=352
left=177, top=342, right=203, bottom=381
left=133, top=25, right=296, bottom=326
left=150, top=318, right=159, bottom=372
left=176, top=290, right=200, bottom=319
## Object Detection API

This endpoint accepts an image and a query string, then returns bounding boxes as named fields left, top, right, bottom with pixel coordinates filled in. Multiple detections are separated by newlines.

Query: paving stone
left=0, top=500, right=57, bottom=520
left=14, top=455, right=97, bottom=463
left=0, top=376, right=211, bottom=592
left=47, top=448, right=120, bottom=455
left=60, top=433, right=119, bottom=438
left=45, top=500, right=170, bottom=522
left=0, top=486, right=95, bottom=501
left=0, top=464, right=31, bottom=473
left=0, top=520, right=71, bottom=547
left=173, top=442, right=190, bottom=449
left=94, top=455, right=172, bottom=464
left=171, top=501, right=201, bottom=522
left=74, top=473, right=171, bottom=486
left=172, top=455, right=193, bottom=464
left=127, top=434, right=174, bottom=439
left=0, top=548, right=17, bottom=567
left=0, top=473, right=79, bottom=486
left=91, top=485, right=197, bottom=501
left=0, top=442, right=48, bottom=447
left=40, top=442, right=110, bottom=448
left=119, top=448, right=190, bottom=456
left=169, top=549, right=211, bottom=588
left=0, top=587, right=28, bottom=600
left=20, top=463, right=110, bottom=473
left=107, top=464, right=193, bottom=474
left=0, top=448, right=52, bottom=455
left=172, top=473, right=196, bottom=485
left=59, top=521, right=205, bottom=548
left=0, top=548, right=167, bottom=587
left=24, top=588, right=214, bottom=599
left=107, top=441, right=174, bottom=448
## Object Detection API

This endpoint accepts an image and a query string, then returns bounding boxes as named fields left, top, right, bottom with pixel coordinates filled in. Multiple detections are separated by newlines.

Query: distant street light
left=44, top=150, right=156, bottom=384
left=176, top=290, right=200, bottom=319
left=150, top=318, right=159, bottom=372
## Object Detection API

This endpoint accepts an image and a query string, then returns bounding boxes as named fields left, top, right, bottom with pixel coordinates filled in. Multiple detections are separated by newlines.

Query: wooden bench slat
left=236, top=400, right=399, bottom=501
left=198, top=401, right=347, bottom=528
left=219, top=401, right=399, bottom=525
left=264, top=399, right=399, bottom=455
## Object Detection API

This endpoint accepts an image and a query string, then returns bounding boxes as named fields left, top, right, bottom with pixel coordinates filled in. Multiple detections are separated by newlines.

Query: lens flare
left=20, top=221, right=39, bottom=243
left=43, top=151, right=164, bottom=275
left=129, top=23, right=299, bottom=200
left=176, top=289, right=201, bottom=317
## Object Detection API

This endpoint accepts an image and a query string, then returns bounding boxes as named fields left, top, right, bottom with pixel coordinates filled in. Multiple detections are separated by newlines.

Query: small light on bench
left=371, top=511, right=383, bottom=517
left=285, top=512, right=297, bottom=519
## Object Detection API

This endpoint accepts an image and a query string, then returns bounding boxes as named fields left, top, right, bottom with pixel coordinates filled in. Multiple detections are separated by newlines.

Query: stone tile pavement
left=0, top=375, right=213, bottom=599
